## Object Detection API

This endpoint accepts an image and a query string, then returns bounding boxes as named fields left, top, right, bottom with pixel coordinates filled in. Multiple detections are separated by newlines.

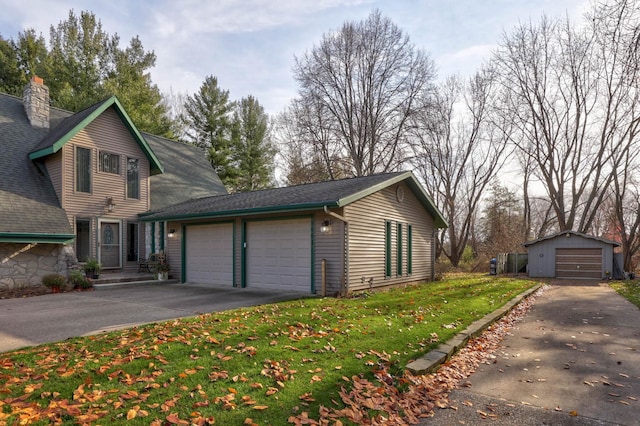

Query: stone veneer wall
left=0, top=243, right=76, bottom=289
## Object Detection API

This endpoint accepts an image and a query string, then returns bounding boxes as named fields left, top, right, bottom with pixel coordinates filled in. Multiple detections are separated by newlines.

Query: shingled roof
left=524, top=230, right=620, bottom=247
left=144, top=133, right=227, bottom=211
left=0, top=91, right=226, bottom=243
left=140, top=171, right=448, bottom=228
left=0, top=93, right=74, bottom=242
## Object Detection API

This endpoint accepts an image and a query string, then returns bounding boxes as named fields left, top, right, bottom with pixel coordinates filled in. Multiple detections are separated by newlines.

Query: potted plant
left=68, top=270, right=93, bottom=291
left=83, top=258, right=101, bottom=279
left=42, top=273, right=66, bottom=293
left=156, top=257, right=170, bottom=281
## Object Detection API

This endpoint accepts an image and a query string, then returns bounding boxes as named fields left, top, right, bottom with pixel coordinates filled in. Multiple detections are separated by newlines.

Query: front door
left=99, top=220, right=121, bottom=269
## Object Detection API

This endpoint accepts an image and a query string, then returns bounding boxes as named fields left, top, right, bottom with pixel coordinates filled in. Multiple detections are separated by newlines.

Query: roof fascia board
left=28, top=97, right=164, bottom=175
left=0, top=233, right=75, bottom=244
left=524, top=230, right=620, bottom=247
left=140, top=202, right=340, bottom=222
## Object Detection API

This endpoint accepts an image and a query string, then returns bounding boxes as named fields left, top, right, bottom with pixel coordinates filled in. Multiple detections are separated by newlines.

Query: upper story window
left=75, top=146, right=91, bottom=193
left=99, top=151, right=120, bottom=174
left=127, top=157, right=139, bottom=199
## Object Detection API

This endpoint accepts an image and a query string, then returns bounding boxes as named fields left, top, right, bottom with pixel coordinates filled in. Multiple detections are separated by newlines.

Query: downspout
left=324, top=206, right=349, bottom=295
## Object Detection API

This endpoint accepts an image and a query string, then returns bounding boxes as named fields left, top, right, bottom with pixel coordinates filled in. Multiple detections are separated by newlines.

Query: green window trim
left=407, top=224, right=413, bottom=275
left=385, top=220, right=392, bottom=278
left=397, top=223, right=403, bottom=276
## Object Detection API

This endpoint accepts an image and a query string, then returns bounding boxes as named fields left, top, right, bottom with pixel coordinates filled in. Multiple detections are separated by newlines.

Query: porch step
left=94, top=278, right=179, bottom=288
left=92, top=274, right=155, bottom=284
left=91, top=272, right=178, bottom=287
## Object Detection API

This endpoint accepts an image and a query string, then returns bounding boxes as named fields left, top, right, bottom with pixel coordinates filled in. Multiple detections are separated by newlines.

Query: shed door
left=555, top=248, right=602, bottom=279
left=185, top=223, right=233, bottom=285
left=245, top=218, right=312, bottom=292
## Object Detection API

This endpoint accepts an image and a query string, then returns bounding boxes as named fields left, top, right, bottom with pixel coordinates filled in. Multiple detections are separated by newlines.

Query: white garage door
left=185, top=223, right=233, bottom=285
left=555, top=248, right=602, bottom=279
left=246, top=218, right=312, bottom=292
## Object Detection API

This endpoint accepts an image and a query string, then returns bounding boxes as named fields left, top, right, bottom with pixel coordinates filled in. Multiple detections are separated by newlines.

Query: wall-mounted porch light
left=105, top=196, right=116, bottom=213
left=167, top=228, right=176, bottom=238
left=320, top=219, right=331, bottom=233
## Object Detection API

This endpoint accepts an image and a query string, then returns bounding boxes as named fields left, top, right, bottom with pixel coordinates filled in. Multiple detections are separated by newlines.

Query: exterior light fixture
left=168, top=228, right=176, bottom=238
left=320, top=219, right=331, bottom=233
left=105, top=196, right=116, bottom=212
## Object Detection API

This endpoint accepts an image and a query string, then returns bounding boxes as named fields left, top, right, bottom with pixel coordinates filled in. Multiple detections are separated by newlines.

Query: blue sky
left=0, top=0, right=588, bottom=116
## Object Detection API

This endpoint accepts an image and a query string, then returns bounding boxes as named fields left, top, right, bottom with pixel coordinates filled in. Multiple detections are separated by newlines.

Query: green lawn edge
left=0, top=274, right=539, bottom=425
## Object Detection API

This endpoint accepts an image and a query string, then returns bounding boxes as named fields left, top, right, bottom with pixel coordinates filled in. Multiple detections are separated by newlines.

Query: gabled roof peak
left=28, top=96, right=163, bottom=175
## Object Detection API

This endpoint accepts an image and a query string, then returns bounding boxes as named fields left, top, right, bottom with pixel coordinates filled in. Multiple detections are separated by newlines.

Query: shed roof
left=140, top=171, right=448, bottom=228
left=524, top=230, right=620, bottom=247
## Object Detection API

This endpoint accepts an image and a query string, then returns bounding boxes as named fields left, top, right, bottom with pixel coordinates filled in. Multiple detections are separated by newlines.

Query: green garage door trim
left=555, top=248, right=602, bottom=279
left=184, top=222, right=234, bottom=285
left=242, top=216, right=314, bottom=293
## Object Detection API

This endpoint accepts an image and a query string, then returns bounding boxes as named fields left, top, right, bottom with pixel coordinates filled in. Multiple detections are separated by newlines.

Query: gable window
left=75, top=146, right=91, bottom=193
left=127, top=157, right=139, bottom=199
left=385, top=220, right=392, bottom=278
left=99, top=151, right=120, bottom=174
left=397, top=223, right=403, bottom=276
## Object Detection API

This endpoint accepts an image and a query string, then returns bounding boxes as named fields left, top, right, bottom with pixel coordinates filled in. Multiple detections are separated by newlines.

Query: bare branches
left=291, top=9, right=435, bottom=177
left=410, top=70, right=511, bottom=266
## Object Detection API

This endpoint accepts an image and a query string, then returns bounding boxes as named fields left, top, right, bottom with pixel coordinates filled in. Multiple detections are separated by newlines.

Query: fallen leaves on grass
left=288, top=286, right=545, bottom=425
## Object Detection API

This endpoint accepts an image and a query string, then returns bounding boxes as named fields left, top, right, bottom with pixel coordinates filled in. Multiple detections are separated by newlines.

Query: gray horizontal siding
left=345, top=181, right=434, bottom=292
left=527, top=234, right=614, bottom=278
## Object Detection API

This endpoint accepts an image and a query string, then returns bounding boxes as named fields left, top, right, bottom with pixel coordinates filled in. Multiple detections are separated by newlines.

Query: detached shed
left=524, top=231, right=620, bottom=279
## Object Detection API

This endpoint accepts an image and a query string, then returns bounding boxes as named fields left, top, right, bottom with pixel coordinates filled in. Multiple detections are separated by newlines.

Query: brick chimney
left=23, top=76, right=49, bottom=129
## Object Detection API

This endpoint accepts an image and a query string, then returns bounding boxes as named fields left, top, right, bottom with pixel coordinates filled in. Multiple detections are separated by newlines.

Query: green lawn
left=0, top=275, right=537, bottom=425
left=610, top=280, right=640, bottom=309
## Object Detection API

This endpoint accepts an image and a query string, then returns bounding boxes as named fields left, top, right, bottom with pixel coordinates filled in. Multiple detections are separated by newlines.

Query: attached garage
left=145, top=172, right=448, bottom=295
left=525, top=231, right=619, bottom=279
left=245, top=218, right=312, bottom=292
left=185, top=223, right=233, bottom=285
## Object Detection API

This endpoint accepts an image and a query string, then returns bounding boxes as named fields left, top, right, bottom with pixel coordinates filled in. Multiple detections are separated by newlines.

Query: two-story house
left=2, top=77, right=448, bottom=296
left=0, top=77, right=226, bottom=287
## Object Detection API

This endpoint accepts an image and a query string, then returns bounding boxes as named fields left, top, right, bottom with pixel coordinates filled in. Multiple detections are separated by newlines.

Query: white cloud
left=0, top=0, right=592, bottom=116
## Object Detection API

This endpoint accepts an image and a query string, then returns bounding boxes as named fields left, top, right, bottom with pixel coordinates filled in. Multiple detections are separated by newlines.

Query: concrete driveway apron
left=0, top=282, right=309, bottom=353
left=420, top=280, right=640, bottom=426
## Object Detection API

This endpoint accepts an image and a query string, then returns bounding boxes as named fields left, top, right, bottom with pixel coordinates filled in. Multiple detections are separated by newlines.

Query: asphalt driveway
left=0, top=282, right=310, bottom=353
left=420, top=280, right=640, bottom=426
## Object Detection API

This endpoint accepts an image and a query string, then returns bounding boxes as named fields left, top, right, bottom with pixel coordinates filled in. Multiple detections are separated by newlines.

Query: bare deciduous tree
left=291, top=9, right=435, bottom=177
left=494, top=5, right=637, bottom=235
left=411, top=70, right=511, bottom=266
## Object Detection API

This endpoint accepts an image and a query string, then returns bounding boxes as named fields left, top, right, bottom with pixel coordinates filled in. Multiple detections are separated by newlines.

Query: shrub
left=68, top=270, right=92, bottom=289
left=42, top=274, right=66, bottom=289
left=83, top=259, right=101, bottom=277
